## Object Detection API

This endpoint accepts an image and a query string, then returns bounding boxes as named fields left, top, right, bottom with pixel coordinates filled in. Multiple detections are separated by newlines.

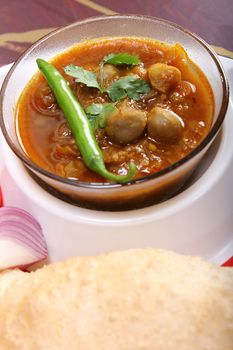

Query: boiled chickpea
left=130, top=64, right=147, bottom=79
left=106, top=105, right=147, bottom=145
left=102, top=64, right=119, bottom=85
left=147, top=107, right=184, bottom=144
left=148, top=63, right=181, bottom=93
left=169, top=81, right=196, bottom=103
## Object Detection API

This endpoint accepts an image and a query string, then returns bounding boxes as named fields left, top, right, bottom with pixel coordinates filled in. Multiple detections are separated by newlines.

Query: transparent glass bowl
left=0, top=15, right=229, bottom=211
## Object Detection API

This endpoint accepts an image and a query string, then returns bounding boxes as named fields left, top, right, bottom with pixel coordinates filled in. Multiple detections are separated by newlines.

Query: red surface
left=0, top=188, right=2, bottom=207
left=99, top=0, right=233, bottom=52
left=222, top=257, right=233, bottom=267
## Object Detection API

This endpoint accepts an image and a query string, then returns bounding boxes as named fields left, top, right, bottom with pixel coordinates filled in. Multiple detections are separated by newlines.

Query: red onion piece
left=0, top=207, right=48, bottom=270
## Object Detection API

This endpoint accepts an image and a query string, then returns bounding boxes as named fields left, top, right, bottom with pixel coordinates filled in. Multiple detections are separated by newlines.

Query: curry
left=16, top=37, right=214, bottom=183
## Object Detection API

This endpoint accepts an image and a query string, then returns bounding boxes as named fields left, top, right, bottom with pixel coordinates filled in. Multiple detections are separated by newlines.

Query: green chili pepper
left=36, top=59, right=136, bottom=183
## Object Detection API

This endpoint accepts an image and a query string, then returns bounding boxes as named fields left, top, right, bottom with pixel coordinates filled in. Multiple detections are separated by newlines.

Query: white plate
left=1, top=58, right=233, bottom=265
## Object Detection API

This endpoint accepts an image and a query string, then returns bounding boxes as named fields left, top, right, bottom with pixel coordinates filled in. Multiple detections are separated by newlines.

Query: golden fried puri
left=0, top=249, right=232, bottom=350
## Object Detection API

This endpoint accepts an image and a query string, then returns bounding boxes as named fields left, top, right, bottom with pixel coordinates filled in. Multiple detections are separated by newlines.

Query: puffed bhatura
left=0, top=249, right=232, bottom=350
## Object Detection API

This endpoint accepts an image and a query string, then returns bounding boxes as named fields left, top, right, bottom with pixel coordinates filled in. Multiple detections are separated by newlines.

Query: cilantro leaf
left=86, top=103, right=116, bottom=130
left=99, top=53, right=140, bottom=91
left=102, top=53, right=140, bottom=66
left=126, top=78, right=151, bottom=100
left=106, top=75, right=150, bottom=102
left=64, top=64, right=100, bottom=90
left=86, top=104, right=104, bottom=116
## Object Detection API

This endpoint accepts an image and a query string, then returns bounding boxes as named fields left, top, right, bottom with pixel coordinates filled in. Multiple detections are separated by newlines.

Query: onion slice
left=0, top=207, right=48, bottom=271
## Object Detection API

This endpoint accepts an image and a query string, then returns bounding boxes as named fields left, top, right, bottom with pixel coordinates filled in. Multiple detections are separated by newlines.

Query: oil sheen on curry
left=16, top=37, right=214, bottom=183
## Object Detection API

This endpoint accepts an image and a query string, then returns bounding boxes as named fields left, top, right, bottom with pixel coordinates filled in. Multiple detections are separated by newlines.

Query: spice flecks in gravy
left=16, top=37, right=214, bottom=182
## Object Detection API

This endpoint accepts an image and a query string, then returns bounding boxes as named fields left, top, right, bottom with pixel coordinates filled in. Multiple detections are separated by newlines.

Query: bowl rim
left=0, top=14, right=229, bottom=189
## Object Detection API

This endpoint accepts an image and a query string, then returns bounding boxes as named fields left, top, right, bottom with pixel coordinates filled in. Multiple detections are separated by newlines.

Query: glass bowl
left=0, top=15, right=229, bottom=211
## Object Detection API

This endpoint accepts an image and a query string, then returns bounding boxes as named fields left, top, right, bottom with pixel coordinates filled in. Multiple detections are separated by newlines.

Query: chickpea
left=147, top=107, right=184, bottom=144
left=148, top=63, right=181, bottom=93
left=106, top=105, right=147, bottom=145
left=170, top=81, right=196, bottom=103
left=102, top=64, right=119, bottom=85
left=131, top=64, right=148, bottom=79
